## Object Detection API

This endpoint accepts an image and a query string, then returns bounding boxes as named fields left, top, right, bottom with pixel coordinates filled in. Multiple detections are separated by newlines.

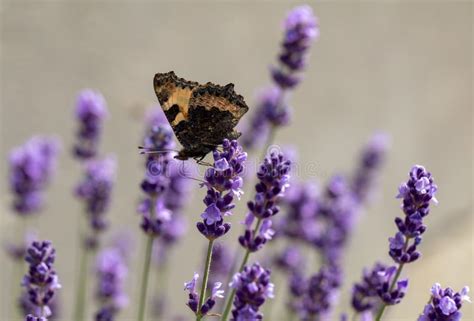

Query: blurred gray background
left=1, top=1, right=472, bottom=320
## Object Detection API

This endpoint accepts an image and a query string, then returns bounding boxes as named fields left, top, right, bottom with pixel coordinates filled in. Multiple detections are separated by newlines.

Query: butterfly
left=153, top=71, right=249, bottom=161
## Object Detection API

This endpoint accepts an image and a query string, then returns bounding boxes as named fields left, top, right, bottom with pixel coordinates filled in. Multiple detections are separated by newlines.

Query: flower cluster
left=75, top=156, right=117, bottom=248
left=390, top=165, right=438, bottom=263
left=73, top=89, right=108, bottom=159
left=94, top=248, right=129, bottom=321
left=230, top=263, right=274, bottom=321
left=241, top=5, right=318, bottom=150
left=239, top=152, right=291, bottom=252
left=184, top=273, right=224, bottom=317
left=351, top=133, right=389, bottom=203
left=291, top=265, right=342, bottom=321
left=418, top=284, right=470, bottom=321
left=9, top=136, right=60, bottom=214
left=197, top=139, right=247, bottom=240
left=272, top=5, right=319, bottom=89
left=22, top=241, right=61, bottom=320
left=139, top=123, right=176, bottom=236
left=351, top=262, right=408, bottom=314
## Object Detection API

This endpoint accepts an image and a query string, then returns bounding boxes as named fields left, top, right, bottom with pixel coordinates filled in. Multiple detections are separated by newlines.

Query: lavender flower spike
left=184, top=273, right=224, bottom=317
left=418, top=283, right=470, bottom=321
left=390, top=165, right=438, bottom=263
left=73, top=89, right=108, bottom=159
left=239, top=151, right=291, bottom=252
left=229, top=263, right=274, bottom=321
left=22, top=241, right=61, bottom=320
left=9, top=136, right=60, bottom=215
left=272, top=5, right=319, bottom=89
left=197, top=139, right=247, bottom=240
left=94, top=248, right=129, bottom=321
left=75, top=156, right=117, bottom=248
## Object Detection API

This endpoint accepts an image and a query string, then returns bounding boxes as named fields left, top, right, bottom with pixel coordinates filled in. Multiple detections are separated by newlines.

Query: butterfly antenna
left=138, top=146, right=179, bottom=155
left=177, top=160, right=207, bottom=184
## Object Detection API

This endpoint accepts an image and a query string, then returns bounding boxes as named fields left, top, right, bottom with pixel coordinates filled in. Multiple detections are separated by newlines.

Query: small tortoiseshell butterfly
left=153, top=71, right=249, bottom=161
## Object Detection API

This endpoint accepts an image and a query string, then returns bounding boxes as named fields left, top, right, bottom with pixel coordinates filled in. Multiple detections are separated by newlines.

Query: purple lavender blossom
left=22, top=241, right=61, bottom=319
left=9, top=136, right=60, bottom=215
left=313, top=175, right=359, bottom=264
left=139, top=122, right=175, bottom=236
left=197, top=139, right=247, bottom=240
left=73, top=89, right=108, bottom=159
left=184, top=273, right=224, bottom=316
left=389, top=165, right=437, bottom=263
left=351, top=262, right=409, bottom=313
left=94, top=248, right=129, bottom=321
left=229, top=263, right=274, bottom=321
left=241, top=6, right=318, bottom=150
left=272, top=5, right=319, bottom=88
left=25, top=315, right=47, bottom=321
left=298, top=264, right=342, bottom=321
left=75, top=156, right=116, bottom=247
left=352, top=133, right=389, bottom=203
left=278, top=180, right=320, bottom=243
left=418, top=284, right=470, bottom=321
left=239, top=151, right=291, bottom=252
left=274, top=246, right=305, bottom=274
left=20, top=288, right=60, bottom=321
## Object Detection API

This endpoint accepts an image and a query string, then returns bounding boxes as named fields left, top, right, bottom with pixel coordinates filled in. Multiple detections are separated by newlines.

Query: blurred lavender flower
left=229, top=263, right=274, bottom=321
left=73, top=89, right=108, bottom=159
left=241, top=5, right=318, bottom=150
left=274, top=246, right=305, bottom=274
left=313, top=175, right=359, bottom=264
left=297, top=264, right=342, bottom=321
left=75, top=156, right=117, bottom=248
left=209, top=243, right=233, bottom=286
left=418, top=284, right=470, bottom=321
left=139, top=123, right=175, bottom=236
left=239, top=151, right=291, bottom=252
left=22, top=241, right=61, bottom=319
left=278, top=180, right=320, bottom=243
left=390, top=165, right=438, bottom=264
left=351, top=133, right=389, bottom=203
left=9, top=136, right=60, bottom=215
left=197, top=139, right=247, bottom=240
left=184, top=273, right=224, bottom=316
left=94, top=248, right=129, bottom=321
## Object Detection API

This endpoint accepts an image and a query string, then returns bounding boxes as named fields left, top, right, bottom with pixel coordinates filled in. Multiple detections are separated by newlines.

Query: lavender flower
left=389, top=165, right=437, bottom=263
left=197, top=139, right=247, bottom=240
left=139, top=123, right=175, bottom=236
left=272, top=5, right=319, bottom=89
left=94, top=248, right=128, bottom=321
left=229, top=263, right=274, bottom=321
left=73, top=89, right=108, bottom=159
left=241, top=6, right=318, bottom=150
left=352, top=133, right=389, bottom=203
left=351, top=262, right=408, bottom=313
left=75, top=156, right=117, bottom=247
left=298, top=264, right=342, bottom=321
left=25, top=315, right=47, bottom=321
left=9, top=136, right=60, bottom=214
left=239, top=151, right=291, bottom=252
left=274, top=246, right=305, bottom=274
left=184, top=273, right=224, bottom=316
left=418, top=284, right=470, bottom=321
left=22, top=241, right=61, bottom=319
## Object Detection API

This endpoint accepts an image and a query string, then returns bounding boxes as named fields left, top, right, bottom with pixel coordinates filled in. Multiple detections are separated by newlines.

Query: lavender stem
left=197, top=240, right=215, bottom=321
left=138, top=234, right=154, bottom=321
left=221, top=218, right=263, bottom=321
left=73, top=240, right=90, bottom=321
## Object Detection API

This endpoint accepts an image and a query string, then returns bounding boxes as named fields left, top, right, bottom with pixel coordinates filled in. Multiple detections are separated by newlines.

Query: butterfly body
left=154, top=71, right=249, bottom=161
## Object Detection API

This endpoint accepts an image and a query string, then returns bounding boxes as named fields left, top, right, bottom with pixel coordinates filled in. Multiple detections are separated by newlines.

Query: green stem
left=221, top=218, right=262, bottom=321
left=197, top=239, right=215, bottom=321
left=374, top=238, right=410, bottom=321
left=73, top=244, right=90, bottom=321
left=138, top=235, right=155, bottom=321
